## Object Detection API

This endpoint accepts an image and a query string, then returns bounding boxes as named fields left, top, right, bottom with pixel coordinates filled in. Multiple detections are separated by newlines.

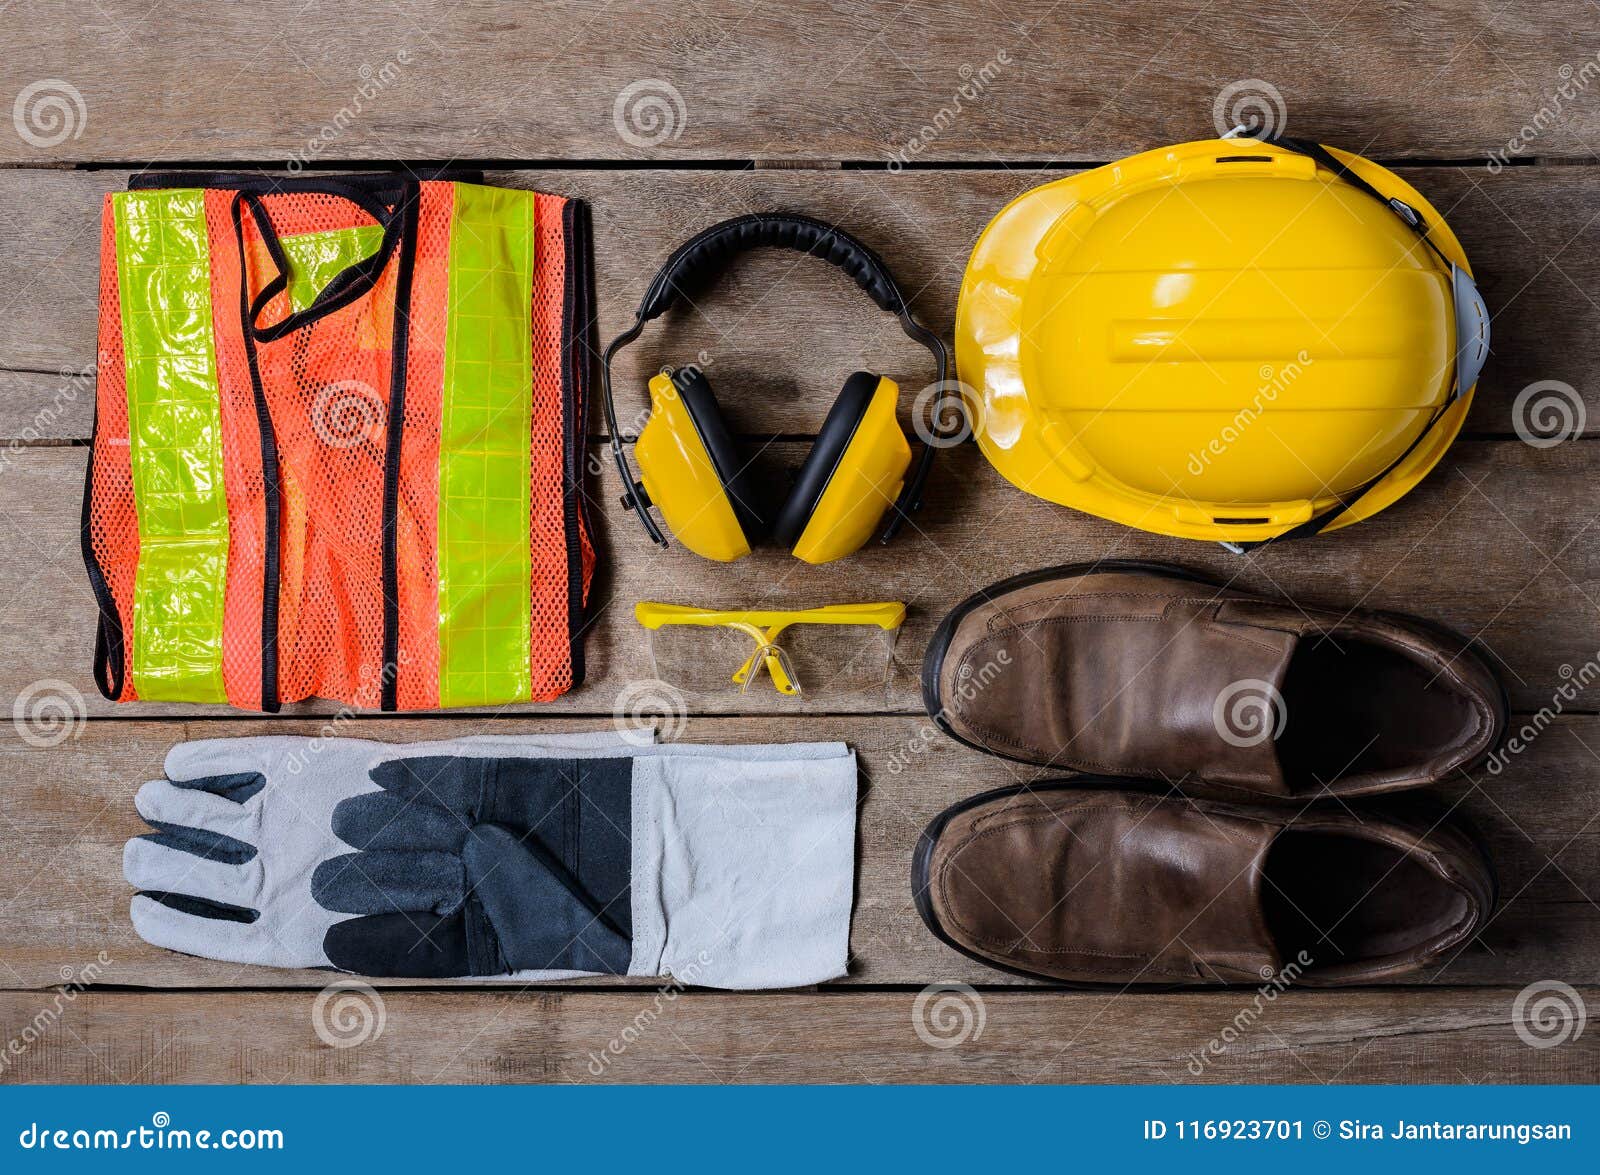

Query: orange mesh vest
left=83, top=172, right=596, bottom=711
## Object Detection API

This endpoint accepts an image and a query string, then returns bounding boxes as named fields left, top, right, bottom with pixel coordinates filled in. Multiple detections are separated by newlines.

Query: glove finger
left=310, top=850, right=464, bottom=915
left=129, top=892, right=259, bottom=961
left=367, top=755, right=487, bottom=813
left=330, top=790, right=465, bottom=852
left=136, top=777, right=258, bottom=837
left=163, top=737, right=289, bottom=784
left=370, top=755, right=591, bottom=834
left=323, top=911, right=472, bottom=978
left=124, top=837, right=264, bottom=908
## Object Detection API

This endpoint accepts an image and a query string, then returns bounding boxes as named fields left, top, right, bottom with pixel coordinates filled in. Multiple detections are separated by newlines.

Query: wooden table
left=1, top=0, right=1597, bottom=1084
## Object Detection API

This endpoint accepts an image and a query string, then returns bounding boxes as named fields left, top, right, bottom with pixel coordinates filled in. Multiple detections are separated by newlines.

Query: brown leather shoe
left=913, top=783, right=1495, bottom=986
left=922, top=561, right=1505, bottom=799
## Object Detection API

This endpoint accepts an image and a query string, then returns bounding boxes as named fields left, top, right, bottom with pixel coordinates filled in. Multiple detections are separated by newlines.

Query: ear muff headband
left=601, top=212, right=951, bottom=549
left=637, top=213, right=907, bottom=319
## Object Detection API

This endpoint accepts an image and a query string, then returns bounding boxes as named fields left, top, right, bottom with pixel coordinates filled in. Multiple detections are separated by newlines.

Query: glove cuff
left=628, top=747, right=857, bottom=990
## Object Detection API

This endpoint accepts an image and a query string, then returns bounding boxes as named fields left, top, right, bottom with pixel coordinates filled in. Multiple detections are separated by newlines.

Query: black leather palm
left=311, top=755, right=632, bottom=978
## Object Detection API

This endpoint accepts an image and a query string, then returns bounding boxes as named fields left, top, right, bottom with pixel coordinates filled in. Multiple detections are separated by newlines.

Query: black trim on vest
left=80, top=410, right=126, bottom=701
left=238, top=187, right=403, bottom=341
left=379, top=181, right=422, bottom=712
left=560, top=199, right=595, bottom=689
left=231, top=194, right=284, bottom=712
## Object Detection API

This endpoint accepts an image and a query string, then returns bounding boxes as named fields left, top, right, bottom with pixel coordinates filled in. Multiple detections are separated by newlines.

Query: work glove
left=124, top=733, right=857, bottom=989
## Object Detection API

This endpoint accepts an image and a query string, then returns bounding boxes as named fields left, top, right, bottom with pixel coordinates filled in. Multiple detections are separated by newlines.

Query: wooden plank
left=0, top=713, right=1594, bottom=990
left=1, top=987, right=1594, bottom=1084
left=1, top=2, right=1595, bottom=164
left=2, top=165, right=1597, bottom=440
left=4, top=435, right=1598, bottom=718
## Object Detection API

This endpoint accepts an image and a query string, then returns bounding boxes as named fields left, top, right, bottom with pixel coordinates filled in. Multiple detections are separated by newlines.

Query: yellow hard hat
left=955, top=136, right=1489, bottom=546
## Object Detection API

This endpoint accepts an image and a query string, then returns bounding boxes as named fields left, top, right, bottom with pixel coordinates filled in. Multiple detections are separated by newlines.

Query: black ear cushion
left=671, top=367, right=769, bottom=540
left=771, top=371, right=882, bottom=549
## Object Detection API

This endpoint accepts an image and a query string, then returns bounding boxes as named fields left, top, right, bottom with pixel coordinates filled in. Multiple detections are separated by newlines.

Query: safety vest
left=82, top=172, right=595, bottom=711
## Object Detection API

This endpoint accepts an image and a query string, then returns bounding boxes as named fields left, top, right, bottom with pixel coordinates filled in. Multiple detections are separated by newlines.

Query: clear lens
left=774, top=623, right=896, bottom=695
left=647, top=624, right=765, bottom=694
left=646, top=621, right=898, bottom=698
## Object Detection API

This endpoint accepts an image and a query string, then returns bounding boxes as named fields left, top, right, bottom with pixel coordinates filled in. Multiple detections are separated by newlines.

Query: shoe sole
left=918, top=559, right=1511, bottom=786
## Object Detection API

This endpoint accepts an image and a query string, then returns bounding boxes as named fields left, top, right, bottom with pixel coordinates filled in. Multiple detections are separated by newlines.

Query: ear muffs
left=603, top=213, right=952, bottom=560
left=773, top=372, right=913, bottom=565
left=634, top=370, right=767, bottom=562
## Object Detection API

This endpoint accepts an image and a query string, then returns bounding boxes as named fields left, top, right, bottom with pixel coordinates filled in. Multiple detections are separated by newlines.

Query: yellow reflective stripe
left=278, top=224, right=384, bottom=312
left=113, top=189, right=230, bottom=703
left=437, top=185, right=535, bottom=707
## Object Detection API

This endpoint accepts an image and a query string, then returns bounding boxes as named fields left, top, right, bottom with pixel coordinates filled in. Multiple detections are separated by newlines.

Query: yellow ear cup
left=792, top=377, right=912, bottom=565
left=635, top=372, right=751, bottom=561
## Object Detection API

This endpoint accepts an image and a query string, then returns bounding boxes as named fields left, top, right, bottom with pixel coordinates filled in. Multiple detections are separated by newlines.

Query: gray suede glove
left=125, top=734, right=858, bottom=989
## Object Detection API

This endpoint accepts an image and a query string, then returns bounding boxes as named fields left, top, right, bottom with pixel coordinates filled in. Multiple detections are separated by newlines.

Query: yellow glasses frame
left=634, top=601, right=906, bottom=695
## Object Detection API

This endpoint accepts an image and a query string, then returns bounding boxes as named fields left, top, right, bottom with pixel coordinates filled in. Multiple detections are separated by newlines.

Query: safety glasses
left=635, top=601, right=905, bottom=697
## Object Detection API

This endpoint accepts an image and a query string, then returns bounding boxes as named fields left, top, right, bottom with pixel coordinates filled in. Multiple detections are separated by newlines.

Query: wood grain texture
left=1, top=2, right=1595, bottom=164
left=0, top=714, right=1594, bottom=991
left=7, top=436, right=1600, bottom=718
left=3, top=0, right=1600, bottom=1088
left=1, top=166, right=1597, bottom=439
left=2, top=987, right=1594, bottom=1084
